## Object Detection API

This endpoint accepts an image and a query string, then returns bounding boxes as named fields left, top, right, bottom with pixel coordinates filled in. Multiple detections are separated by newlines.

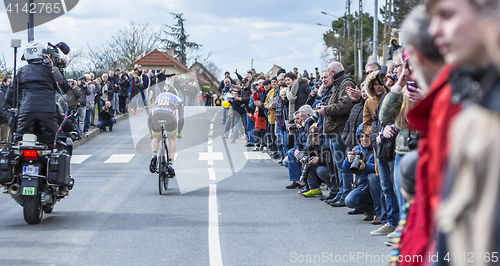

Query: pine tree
left=161, top=13, right=201, bottom=66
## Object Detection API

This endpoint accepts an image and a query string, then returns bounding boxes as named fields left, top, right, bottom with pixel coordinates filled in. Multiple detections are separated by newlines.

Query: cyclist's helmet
left=166, top=86, right=180, bottom=96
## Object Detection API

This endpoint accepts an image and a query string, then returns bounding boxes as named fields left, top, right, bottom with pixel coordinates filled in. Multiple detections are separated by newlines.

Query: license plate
left=22, top=165, right=39, bottom=176
left=22, top=187, right=35, bottom=196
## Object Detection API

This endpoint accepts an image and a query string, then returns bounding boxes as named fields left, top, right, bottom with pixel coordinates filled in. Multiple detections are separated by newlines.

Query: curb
left=73, top=113, right=129, bottom=149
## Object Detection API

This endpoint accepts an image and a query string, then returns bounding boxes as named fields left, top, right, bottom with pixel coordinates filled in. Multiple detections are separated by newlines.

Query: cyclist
left=148, top=87, right=184, bottom=175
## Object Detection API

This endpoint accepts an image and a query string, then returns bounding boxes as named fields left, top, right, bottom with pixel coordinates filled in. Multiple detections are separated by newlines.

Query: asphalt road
left=0, top=106, right=392, bottom=266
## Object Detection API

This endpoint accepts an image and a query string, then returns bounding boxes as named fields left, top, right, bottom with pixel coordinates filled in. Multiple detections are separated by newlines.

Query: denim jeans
left=327, top=134, right=351, bottom=199
left=246, top=115, right=255, bottom=144
left=140, top=89, right=147, bottom=105
left=224, top=115, right=233, bottom=136
left=307, top=165, right=331, bottom=190
left=239, top=112, right=248, bottom=139
left=97, top=117, right=116, bottom=131
left=84, top=109, right=92, bottom=132
left=76, top=106, right=86, bottom=133
left=111, top=94, right=119, bottom=112
left=345, top=185, right=374, bottom=213
left=368, top=174, right=384, bottom=219
left=231, top=115, right=244, bottom=142
left=287, top=148, right=301, bottom=181
left=393, top=153, right=407, bottom=219
left=377, top=159, right=399, bottom=229
left=223, top=108, right=228, bottom=123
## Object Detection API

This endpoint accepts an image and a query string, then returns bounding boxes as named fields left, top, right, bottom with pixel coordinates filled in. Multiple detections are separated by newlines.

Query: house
left=266, top=64, right=283, bottom=78
left=130, top=49, right=191, bottom=75
left=189, top=59, right=220, bottom=93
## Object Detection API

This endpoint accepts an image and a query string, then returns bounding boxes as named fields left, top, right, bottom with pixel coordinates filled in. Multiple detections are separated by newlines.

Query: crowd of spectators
left=219, top=1, right=500, bottom=264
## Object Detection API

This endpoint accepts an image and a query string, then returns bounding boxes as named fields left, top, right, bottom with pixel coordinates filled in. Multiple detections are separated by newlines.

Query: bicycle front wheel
left=158, top=155, right=169, bottom=194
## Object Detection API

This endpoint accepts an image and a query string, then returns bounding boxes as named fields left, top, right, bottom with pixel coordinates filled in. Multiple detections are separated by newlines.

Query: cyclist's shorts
left=148, top=111, right=177, bottom=135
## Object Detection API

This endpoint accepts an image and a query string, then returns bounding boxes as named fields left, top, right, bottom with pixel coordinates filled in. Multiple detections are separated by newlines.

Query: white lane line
left=208, top=167, right=216, bottom=181
left=71, top=155, right=91, bottom=164
left=208, top=139, right=213, bottom=145
left=209, top=184, right=223, bottom=266
left=104, top=154, right=135, bottom=164
left=243, top=152, right=272, bottom=160
left=199, top=146, right=223, bottom=165
left=210, top=124, right=214, bottom=130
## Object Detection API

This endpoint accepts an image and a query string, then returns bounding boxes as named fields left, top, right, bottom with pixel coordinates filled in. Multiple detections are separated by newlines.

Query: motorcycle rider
left=9, top=41, right=70, bottom=147
left=148, top=87, right=184, bottom=176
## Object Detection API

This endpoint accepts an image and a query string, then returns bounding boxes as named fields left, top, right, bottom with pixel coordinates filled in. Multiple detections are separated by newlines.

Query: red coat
left=400, top=65, right=462, bottom=265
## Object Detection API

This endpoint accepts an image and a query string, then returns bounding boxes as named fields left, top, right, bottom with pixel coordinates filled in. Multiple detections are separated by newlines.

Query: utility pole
left=354, top=11, right=358, bottom=79
left=251, top=59, right=253, bottom=70
left=28, top=0, right=34, bottom=42
left=359, top=0, right=363, bottom=74
left=373, top=0, right=378, bottom=63
left=347, top=0, right=351, bottom=40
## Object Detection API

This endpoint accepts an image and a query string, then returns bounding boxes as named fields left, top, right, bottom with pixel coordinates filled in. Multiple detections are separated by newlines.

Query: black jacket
left=99, top=107, right=115, bottom=121
left=0, top=83, right=11, bottom=124
left=118, top=76, right=130, bottom=97
left=342, top=98, right=365, bottom=150
left=10, top=61, right=69, bottom=113
left=295, top=80, right=312, bottom=111
left=239, top=85, right=253, bottom=113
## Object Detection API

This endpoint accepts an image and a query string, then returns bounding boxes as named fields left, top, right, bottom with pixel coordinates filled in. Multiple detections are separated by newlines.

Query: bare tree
left=88, top=21, right=161, bottom=71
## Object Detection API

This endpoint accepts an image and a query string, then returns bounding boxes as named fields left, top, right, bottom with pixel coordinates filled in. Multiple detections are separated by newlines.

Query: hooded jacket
left=342, top=98, right=365, bottom=150
left=342, top=125, right=375, bottom=189
left=363, top=71, right=387, bottom=135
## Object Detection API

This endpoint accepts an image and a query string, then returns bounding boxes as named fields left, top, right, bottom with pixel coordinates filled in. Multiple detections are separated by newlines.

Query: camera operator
left=97, top=101, right=115, bottom=132
left=343, top=124, right=376, bottom=222
left=9, top=41, right=70, bottom=147
left=301, top=125, right=334, bottom=197
left=0, top=76, right=12, bottom=144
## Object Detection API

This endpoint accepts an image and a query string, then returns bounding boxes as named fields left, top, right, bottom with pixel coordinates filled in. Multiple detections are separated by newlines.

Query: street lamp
left=321, top=11, right=349, bottom=39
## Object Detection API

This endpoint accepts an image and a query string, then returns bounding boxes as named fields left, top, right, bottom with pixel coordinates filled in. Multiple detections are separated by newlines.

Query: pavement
left=0, top=106, right=393, bottom=266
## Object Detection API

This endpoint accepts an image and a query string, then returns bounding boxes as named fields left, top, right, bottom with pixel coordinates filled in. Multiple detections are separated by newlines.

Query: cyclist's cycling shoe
left=149, top=155, right=157, bottom=173
left=167, top=164, right=175, bottom=178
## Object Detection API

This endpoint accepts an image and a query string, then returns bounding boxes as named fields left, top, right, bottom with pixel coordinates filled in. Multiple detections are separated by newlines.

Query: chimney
left=167, top=48, right=174, bottom=57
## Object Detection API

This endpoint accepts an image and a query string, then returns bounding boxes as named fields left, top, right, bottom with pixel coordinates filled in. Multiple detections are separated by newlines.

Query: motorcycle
left=0, top=133, right=73, bottom=224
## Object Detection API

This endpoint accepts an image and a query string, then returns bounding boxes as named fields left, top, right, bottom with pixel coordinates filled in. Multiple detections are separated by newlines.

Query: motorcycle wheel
left=23, top=194, right=43, bottom=224
left=158, top=155, right=169, bottom=195
left=43, top=204, right=54, bottom=213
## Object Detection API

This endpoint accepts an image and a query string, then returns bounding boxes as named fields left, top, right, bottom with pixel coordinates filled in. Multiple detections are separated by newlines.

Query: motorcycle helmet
left=23, top=41, right=44, bottom=61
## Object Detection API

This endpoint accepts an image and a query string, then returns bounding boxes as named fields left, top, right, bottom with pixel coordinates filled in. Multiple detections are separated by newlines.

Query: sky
left=0, top=0, right=381, bottom=79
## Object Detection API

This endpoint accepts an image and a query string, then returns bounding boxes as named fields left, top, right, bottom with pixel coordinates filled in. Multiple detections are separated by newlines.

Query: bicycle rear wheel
left=158, top=155, right=169, bottom=194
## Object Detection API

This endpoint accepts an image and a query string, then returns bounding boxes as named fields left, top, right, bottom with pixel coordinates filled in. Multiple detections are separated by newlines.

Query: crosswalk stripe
left=104, top=154, right=135, bottom=163
left=243, top=152, right=272, bottom=160
left=71, top=155, right=91, bottom=164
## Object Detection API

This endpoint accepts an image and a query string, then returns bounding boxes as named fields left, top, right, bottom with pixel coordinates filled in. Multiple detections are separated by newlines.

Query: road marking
left=199, top=146, right=223, bottom=165
left=209, top=184, right=223, bottom=266
left=210, top=124, right=214, bottom=130
left=208, top=167, right=216, bottom=181
left=208, top=138, right=213, bottom=145
left=104, top=154, right=135, bottom=164
left=71, top=155, right=91, bottom=164
left=243, top=152, right=272, bottom=160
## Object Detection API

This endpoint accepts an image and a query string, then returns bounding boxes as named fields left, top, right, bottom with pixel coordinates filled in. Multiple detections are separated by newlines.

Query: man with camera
left=10, top=41, right=70, bottom=146
left=343, top=125, right=377, bottom=223
left=300, top=125, right=334, bottom=197
left=97, top=101, right=115, bottom=132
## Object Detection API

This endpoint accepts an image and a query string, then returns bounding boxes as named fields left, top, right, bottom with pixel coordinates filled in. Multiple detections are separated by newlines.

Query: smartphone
left=407, top=81, right=416, bottom=92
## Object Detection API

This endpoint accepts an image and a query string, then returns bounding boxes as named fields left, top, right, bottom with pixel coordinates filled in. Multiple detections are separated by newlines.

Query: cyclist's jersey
left=149, top=92, right=185, bottom=134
